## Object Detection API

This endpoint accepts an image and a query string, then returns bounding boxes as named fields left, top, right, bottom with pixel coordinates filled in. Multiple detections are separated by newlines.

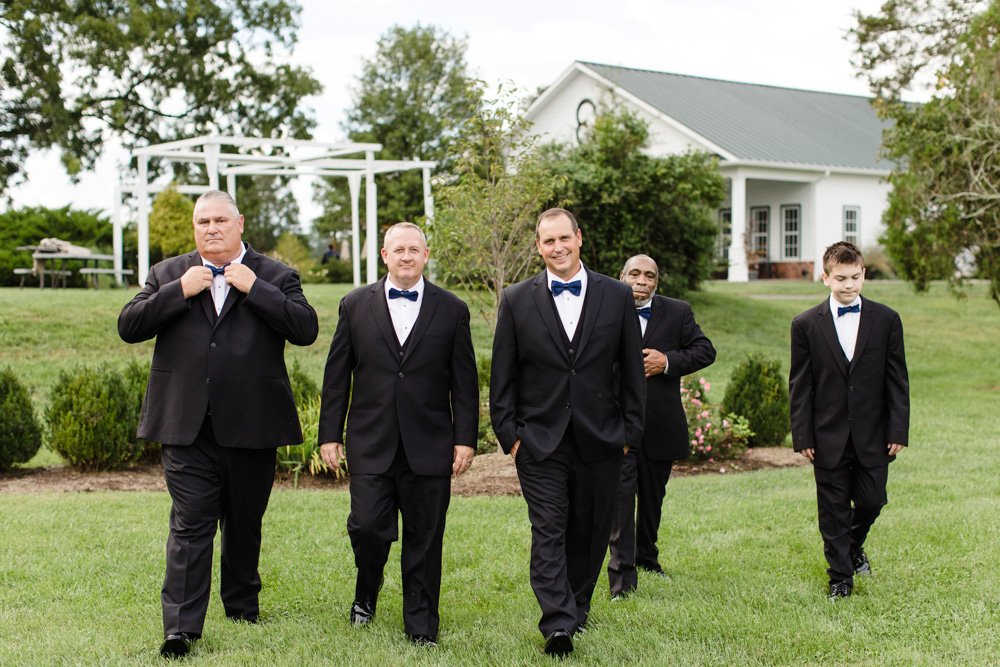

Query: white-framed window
left=843, top=206, right=860, bottom=245
left=717, top=208, right=732, bottom=260
left=750, top=206, right=769, bottom=259
left=781, top=204, right=801, bottom=259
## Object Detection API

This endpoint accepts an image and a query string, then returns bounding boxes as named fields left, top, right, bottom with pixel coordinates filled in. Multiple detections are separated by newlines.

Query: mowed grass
left=1, top=280, right=999, bottom=664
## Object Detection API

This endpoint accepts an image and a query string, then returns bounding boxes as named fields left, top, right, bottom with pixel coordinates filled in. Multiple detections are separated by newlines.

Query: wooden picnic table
left=31, top=251, right=115, bottom=289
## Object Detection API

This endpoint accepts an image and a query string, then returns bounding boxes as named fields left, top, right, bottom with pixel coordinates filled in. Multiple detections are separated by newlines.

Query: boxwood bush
left=722, top=353, right=791, bottom=447
left=0, top=367, right=43, bottom=471
left=45, top=365, right=144, bottom=471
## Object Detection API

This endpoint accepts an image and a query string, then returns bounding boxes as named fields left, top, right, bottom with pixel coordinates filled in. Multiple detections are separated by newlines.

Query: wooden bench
left=13, top=268, right=34, bottom=288
left=79, top=267, right=134, bottom=288
left=14, top=267, right=71, bottom=288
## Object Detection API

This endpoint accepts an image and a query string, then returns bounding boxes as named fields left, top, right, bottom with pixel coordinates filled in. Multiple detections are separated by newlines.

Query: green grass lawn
left=1, top=280, right=999, bottom=664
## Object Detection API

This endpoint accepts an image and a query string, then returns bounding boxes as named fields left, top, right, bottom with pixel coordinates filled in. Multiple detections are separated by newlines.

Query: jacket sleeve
left=318, top=297, right=355, bottom=445
left=489, top=290, right=520, bottom=453
left=618, top=287, right=647, bottom=448
left=885, top=311, right=910, bottom=445
left=449, top=302, right=480, bottom=446
left=242, top=267, right=319, bottom=346
left=788, top=317, right=815, bottom=452
left=664, top=303, right=717, bottom=377
left=117, top=263, right=190, bottom=344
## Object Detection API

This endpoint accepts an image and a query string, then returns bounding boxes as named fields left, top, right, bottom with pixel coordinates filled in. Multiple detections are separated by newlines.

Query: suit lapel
left=189, top=251, right=216, bottom=325
left=574, top=269, right=605, bottom=359
left=849, top=297, right=876, bottom=375
left=530, top=272, right=571, bottom=363
left=214, top=247, right=258, bottom=327
left=818, top=300, right=849, bottom=378
left=368, top=277, right=400, bottom=356
left=401, top=280, right=441, bottom=365
left=641, top=296, right=662, bottom=346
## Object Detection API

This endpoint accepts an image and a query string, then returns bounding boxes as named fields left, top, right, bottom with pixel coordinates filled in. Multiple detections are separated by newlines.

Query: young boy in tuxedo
left=789, top=242, right=909, bottom=600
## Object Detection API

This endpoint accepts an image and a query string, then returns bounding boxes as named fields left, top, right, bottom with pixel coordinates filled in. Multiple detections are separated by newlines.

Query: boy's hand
left=799, top=448, right=815, bottom=462
left=888, top=442, right=905, bottom=456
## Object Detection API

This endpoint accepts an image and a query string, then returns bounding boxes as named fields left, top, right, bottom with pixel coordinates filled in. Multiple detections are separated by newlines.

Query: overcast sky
left=5, top=0, right=896, bottom=220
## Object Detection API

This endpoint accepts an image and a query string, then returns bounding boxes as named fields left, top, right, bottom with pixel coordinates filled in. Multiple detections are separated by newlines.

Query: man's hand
left=888, top=442, right=906, bottom=456
left=453, top=445, right=474, bottom=476
left=180, top=266, right=214, bottom=298
left=642, top=348, right=667, bottom=377
left=319, top=442, right=345, bottom=469
left=225, top=263, right=257, bottom=294
left=799, top=448, right=815, bottom=462
left=510, top=439, right=521, bottom=461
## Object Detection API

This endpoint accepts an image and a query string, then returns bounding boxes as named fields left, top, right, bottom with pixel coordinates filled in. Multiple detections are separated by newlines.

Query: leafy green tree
left=432, top=87, right=563, bottom=328
left=0, top=0, right=321, bottom=194
left=313, top=24, right=482, bottom=237
left=542, top=108, right=725, bottom=294
left=851, top=0, right=1000, bottom=305
left=236, top=175, right=301, bottom=253
left=149, top=185, right=195, bottom=259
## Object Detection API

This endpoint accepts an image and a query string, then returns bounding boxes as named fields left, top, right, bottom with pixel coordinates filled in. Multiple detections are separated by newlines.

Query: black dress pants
left=814, top=439, right=888, bottom=584
left=347, top=446, right=451, bottom=636
left=608, top=450, right=674, bottom=595
left=515, top=431, right=622, bottom=637
left=160, top=416, right=276, bottom=636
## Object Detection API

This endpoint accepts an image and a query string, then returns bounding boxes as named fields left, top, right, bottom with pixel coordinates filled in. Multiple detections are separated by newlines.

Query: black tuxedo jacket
left=318, top=277, right=479, bottom=477
left=789, top=296, right=910, bottom=469
left=118, top=244, right=319, bottom=448
left=490, top=268, right=646, bottom=463
left=639, top=295, right=716, bottom=462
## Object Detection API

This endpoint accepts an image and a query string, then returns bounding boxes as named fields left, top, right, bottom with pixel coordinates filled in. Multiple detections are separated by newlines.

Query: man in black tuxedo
left=607, top=254, right=716, bottom=598
left=789, top=242, right=909, bottom=600
left=118, top=190, right=318, bottom=658
left=490, top=208, right=646, bottom=657
left=319, top=222, right=478, bottom=647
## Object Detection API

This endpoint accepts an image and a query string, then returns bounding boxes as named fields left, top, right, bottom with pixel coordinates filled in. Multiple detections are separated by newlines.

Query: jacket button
left=210, top=342, right=216, bottom=348
left=568, top=348, right=574, bottom=354
left=564, top=403, right=570, bottom=409
left=570, top=370, right=576, bottom=376
left=398, top=372, right=404, bottom=378
left=849, top=385, right=854, bottom=391
left=205, top=378, right=210, bottom=384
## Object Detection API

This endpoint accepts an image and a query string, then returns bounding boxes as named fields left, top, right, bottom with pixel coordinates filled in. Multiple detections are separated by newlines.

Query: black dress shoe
left=159, top=633, right=195, bottom=658
left=544, top=629, right=574, bottom=657
left=226, top=613, right=259, bottom=624
left=851, top=547, right=871, bottom=576
left=409, top=634, right=438, bottom=647
left=350, top=598, right=377, bottom=626
left=828, top=580, right=853, bottom=601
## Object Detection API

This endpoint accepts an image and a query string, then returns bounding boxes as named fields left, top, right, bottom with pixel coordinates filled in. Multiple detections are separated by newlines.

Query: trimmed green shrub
left=277, top=396, right=346, bottom=485
left=45, top=365, right=144, bottom=471
left=121, top=359, right=161, bottom=462
left=722, top=353, right=791, bottom=446
left=288, top=358, right=320, bottom=410
left=0, top=368, right=43, bottom=471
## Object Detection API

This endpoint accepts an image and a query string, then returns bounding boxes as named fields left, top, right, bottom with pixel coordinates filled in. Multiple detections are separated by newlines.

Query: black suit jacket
left=789, top=296, right=910, bottom=469
left=118, top=244, right=319, bottom=448
left=490, top=268, right=646, bottom=463
left=318, top=277, right=479, bottom=477
left=639, top=295, right=716, bottom=462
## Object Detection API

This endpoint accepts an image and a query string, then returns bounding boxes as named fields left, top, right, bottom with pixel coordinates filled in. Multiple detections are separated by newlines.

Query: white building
left=526, top=62, right=892, bottom=281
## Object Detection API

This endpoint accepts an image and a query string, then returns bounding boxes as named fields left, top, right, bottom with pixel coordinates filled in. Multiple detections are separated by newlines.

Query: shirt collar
left=201, top=242, right=247, bottom=269
left=830, top=294, right=862, bottom=313
left=635, top=297, right=652, bottom=309
left=385, top=275, right=425, bottom=296
left=546, top=263, right=587, bottom=293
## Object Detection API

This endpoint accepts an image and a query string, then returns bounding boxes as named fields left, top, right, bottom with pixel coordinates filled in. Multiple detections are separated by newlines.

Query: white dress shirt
left=547, top=264, right=588, bottom=340
left=385, top=276, right=424, bottom=345
left=636, top=297, right=652, bottom=337
left=202, top=243, right=247, bottom=315
left=831, top=294, right=862, bottom=361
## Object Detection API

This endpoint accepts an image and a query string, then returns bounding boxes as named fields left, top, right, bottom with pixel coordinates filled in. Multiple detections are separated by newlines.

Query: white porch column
left=226, top=173, right=236, bottom=199
left=348, top=174, right=362, bottom=287
left=205, top=142, right=220, bottom=189
left=727, top=172, right=749, bottom=282
left=422, top=166, right=435, bottom=280
left=365, top=152, right=378, bottom=283
left=112, top=187, right=124, bottom=285
left=137, top=156, right=151, bottom=285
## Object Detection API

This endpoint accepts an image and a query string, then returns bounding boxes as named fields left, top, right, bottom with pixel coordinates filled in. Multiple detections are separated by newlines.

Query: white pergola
left=112, top=135, right=436, bottom=286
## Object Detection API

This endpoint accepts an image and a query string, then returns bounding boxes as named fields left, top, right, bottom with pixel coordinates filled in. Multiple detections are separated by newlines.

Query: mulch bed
left=0, top=448, right=806, bottom=495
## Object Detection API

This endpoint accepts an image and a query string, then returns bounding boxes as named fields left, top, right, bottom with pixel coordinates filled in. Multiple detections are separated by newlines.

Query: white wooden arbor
left=113, top=135, right=436, bottom=286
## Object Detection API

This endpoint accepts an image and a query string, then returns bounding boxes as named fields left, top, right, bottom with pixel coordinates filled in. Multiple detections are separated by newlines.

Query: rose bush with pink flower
left=681, top=376, right=754, bottom=462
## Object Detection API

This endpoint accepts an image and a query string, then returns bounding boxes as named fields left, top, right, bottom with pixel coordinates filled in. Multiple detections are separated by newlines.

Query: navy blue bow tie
left=837, top=304, right=860, bottom=317
left=636, top=306, right=652, bottom=320
left=207, top=263, right=230, bottom=277
left=551, top=280, right=582, bottom=296
left=388, top=288, right=418, bottom=301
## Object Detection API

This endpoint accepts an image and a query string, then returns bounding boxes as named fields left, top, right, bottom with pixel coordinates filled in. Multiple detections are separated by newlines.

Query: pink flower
left=705, top=445, right=712, bottom=452
left=706, top=422, right=712, bottom=429
left=691, top=439, right=698, bottom=446
left=700, top=410, right=710, bottom=419
left=722, top=419, right=730, bottom=428
left=704, top=382, right=711, bottom=392
left=694, top=428, right=702, bottom=437
left=699, top=377, right=706, bottom=385
left=691, top=399, right=701, bottom=407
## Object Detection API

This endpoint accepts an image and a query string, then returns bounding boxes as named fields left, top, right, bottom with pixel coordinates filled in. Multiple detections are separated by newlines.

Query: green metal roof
left=580, top=61, right=889, bottom=171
